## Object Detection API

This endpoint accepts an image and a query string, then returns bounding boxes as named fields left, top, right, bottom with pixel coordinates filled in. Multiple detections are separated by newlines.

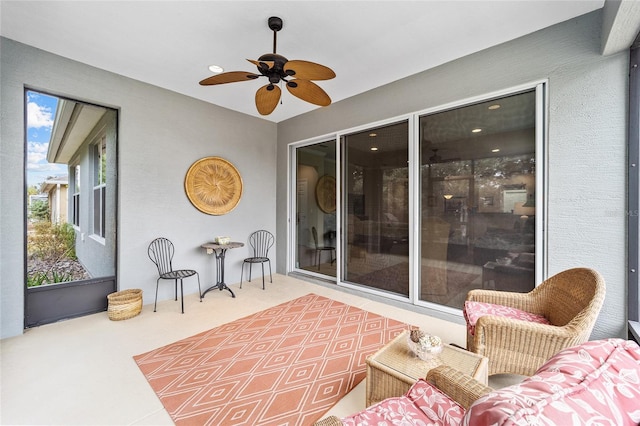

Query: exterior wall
left=70, top=110, right=117, bottom=278
left=48, top=184, right=68, bottom=224
left=0, top=38, right=277, bottom=339
left=276, top=10, right=628, bottom=339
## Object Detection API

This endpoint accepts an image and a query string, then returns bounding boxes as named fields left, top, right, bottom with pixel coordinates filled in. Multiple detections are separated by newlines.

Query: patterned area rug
left=134, top=294, right=406, bottom=425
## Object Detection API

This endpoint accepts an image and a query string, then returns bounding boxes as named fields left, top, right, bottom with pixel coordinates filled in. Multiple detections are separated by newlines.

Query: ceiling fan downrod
left=268, top=16, right=283, bottom=54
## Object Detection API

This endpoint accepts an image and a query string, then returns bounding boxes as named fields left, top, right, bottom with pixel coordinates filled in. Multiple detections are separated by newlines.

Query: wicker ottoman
left=366, top=330, right=488, bottom=406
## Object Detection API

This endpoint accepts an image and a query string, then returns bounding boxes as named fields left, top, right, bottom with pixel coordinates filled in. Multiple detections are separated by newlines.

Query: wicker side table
left=366, top=330, right=488, bottom=406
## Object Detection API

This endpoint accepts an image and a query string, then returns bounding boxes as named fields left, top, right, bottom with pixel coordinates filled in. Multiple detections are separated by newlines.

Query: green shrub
left=27, top=272, right=49, bottom=287
left=30, top=200, right=49, bottom=221
left=27, top=270, right=74, bottom=287
left=50, top=270, right=73, bottom=283
left=27, top=221, right=78, bottom=287
left=28, top=221, right=76, bottom=261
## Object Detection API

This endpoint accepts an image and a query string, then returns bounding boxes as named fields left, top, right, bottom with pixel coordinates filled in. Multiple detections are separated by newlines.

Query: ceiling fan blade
left=286, top=80, right=331, bottom=107
left=255, top=84, right=282, bottom=115
left=247, top=59, right=275, bottom=71
left=199, top=71, right=260, bottom=86
left=284, top=60, right=336, bottom=80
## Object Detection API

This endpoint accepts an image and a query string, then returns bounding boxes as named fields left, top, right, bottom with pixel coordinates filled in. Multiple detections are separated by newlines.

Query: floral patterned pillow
left=463, top=301, right=549, bottom=336
left=342, top=379, right=465, bottom=426
left=465, top=339, right=640, bottom=426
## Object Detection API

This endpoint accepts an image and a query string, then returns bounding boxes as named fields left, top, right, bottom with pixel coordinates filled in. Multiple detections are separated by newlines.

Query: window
left=71, top=164, right=80, bottom=227
left=92, top=136, right=106, bottom=238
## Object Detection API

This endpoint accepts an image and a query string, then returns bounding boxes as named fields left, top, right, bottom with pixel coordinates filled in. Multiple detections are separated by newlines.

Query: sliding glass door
left=342, top=120, right=410, bottom=297
left=419, top=90, right=537, bottom=308
left=289, top=85, right=542, bottom=313
left=294, top=140, right=337, bottom=277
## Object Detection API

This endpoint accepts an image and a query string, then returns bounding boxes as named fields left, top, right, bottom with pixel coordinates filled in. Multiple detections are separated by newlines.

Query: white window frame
left=71, top=164, right=81, bottom=229
left=91, top=135, right=106, bottom=242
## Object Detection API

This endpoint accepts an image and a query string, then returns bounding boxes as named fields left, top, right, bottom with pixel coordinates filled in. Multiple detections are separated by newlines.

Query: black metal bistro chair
left=240, top=230, right=274, bottom=290
left=312, top=226, right=335, bottom=271
left=148, top=237, right=202, bottom=313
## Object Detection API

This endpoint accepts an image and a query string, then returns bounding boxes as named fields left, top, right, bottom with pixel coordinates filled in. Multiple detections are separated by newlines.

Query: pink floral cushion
left=463, top=301, right=550, bottom=336
left=465, top=338, right=640, bottom=426
left=341, top=379, right=465, bottom=426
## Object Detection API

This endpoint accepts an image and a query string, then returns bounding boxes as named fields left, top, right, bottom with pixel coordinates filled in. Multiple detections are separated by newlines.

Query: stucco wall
left=0, top=38, right=277, bottom=339
left=276, top=10, right=628, bottom=339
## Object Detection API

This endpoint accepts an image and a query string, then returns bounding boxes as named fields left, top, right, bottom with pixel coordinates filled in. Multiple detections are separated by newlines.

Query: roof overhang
left=40, top=177, right=69, bottom=194
left=48, top=100, right=107, bottom=164
left=601, top=0, right=640, bottom=55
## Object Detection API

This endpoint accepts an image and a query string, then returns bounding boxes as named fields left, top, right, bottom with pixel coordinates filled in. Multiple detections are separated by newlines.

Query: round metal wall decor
left=184, top=157, right=243, bottom=215
left=316, top=175, right=336, bottom=213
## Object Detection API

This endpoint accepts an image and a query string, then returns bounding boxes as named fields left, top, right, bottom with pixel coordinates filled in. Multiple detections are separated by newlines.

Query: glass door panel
left=295, top=140, right=337, bottom=277
left=420, top=90, right=537, bottom=309
left=342, top=120, right=410, bottom=297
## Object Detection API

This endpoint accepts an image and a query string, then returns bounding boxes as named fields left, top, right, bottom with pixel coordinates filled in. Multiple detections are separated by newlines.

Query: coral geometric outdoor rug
left=133, top=293, right=406, bottom=425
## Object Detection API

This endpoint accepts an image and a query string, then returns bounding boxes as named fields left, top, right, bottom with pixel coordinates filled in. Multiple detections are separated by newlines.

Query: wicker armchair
left=465, top=267, right=606, bottom=376
left=312, top=365, right=492, bottom=426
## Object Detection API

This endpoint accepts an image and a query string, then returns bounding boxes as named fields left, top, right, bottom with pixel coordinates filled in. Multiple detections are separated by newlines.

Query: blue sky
left=26, top=90, right=66, bottom=188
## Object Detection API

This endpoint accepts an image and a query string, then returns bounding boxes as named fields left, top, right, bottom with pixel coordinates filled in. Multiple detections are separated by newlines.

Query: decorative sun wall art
left=315, top=175, right=336, bottom=213
left=185, top=157, right=243, bottom=215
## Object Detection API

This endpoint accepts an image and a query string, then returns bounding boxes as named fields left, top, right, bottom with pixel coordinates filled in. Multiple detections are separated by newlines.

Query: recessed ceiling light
left=472, top=128, right=482, bottom=133
left=369, top=133, right=377, bottom=137
left=492, top=148, right=500, bottom=153
left=488, top=104, right=501, bottom=110
left=208, top=65, right=224, bottom=73
left=370, top=147, right=378, bottom=151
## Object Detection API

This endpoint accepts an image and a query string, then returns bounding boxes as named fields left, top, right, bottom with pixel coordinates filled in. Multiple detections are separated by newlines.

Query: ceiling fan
left=428, top=148, right=461, bottom=164
left=199, top=16, right=336, bottom=116
left=429, top=149, right=443, bottom=164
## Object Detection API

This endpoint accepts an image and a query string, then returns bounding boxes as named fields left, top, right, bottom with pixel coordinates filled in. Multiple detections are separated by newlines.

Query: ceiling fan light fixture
left=208, top=64, right=224, bottom=73
left=198, top=16, right=335, bottom=115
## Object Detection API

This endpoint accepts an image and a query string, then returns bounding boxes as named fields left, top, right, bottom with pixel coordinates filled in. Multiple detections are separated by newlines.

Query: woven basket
left=107, top=289, right=142, bottom=321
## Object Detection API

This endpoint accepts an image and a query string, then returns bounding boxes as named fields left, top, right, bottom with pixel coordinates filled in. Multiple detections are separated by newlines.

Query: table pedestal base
left=202, top=282, right=235, bottom=298
left=200, top=242, right=244, bottom=299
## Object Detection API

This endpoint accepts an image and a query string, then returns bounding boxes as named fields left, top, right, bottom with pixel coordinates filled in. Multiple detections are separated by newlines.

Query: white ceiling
left=1, top=1, right=605, bottom=123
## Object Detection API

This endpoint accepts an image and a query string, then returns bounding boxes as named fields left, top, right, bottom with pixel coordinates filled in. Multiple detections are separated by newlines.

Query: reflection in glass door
left=295, top=140, right=337, bottom=277
left=419, top=90, right=537, bottom=309
left=342, top=120, right=410, bottom=297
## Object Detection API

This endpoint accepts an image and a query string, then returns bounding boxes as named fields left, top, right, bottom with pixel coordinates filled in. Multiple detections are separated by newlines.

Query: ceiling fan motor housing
left=268, top=16, right=283, bottom=32
left=257, top=53, right=289, bottom=84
